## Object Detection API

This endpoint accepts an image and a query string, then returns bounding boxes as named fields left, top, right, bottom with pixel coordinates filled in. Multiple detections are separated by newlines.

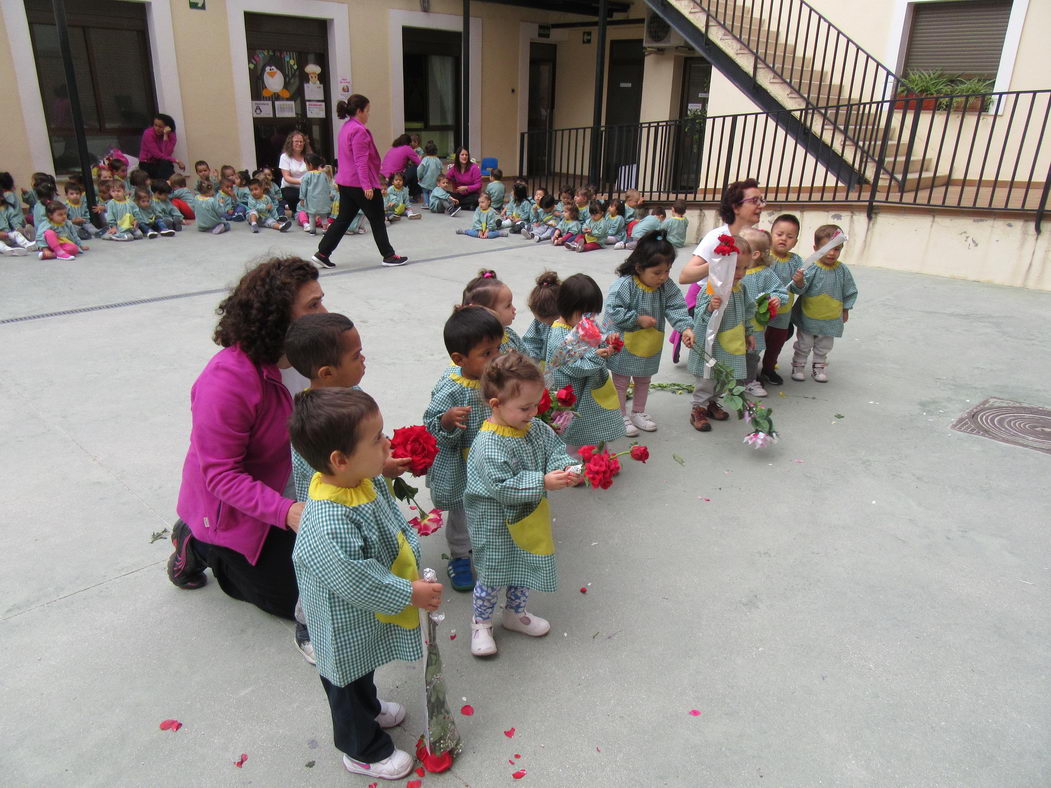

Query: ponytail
left=337, top=94, right=370, bottom=120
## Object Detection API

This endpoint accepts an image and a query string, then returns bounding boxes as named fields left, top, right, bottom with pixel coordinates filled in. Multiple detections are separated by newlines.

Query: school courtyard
left=1, top=215, right=1049, bottom=787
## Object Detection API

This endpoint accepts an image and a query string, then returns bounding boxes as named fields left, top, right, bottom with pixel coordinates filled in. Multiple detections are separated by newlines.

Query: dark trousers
left=188, top=522, right=299, bottom=619
left=281, top=186, right=300, bottom=214
left=455, top=191, right=479, bottom=211
left=318, top=185, right=395, bottom=259
left=141, top=160, right=174, bottom=181
left=320, top=672, right=393, bottom=764
left=762, top=326, right=792, bottom=373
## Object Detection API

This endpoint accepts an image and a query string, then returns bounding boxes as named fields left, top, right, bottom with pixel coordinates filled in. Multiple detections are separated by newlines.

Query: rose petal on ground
left=416, top=767, right=426, bottom=776
left=579, top=586, right=587, bottom=593
left=513, top=769, right=527, bottom=779
left=407, top=781, right=422, bottom=788
left=234, top=753, right=248, bottom=768
left=514, top=754, right=521, bottom=759
left=449, top=632, right=457, bottom=640
left=159, top=719, right=183, bottom=731
left=509, top=760, right=515, bottom=765
left=689, top=709, right=702, bottom=716
left=596, top=747, right=601, bottom=752
left=460, top=704, right=474, bottom=716
left=504, top=727, right=516, bottom=738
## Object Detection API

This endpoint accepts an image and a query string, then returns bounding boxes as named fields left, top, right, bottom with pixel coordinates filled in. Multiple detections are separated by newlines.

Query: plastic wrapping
left=420, top=568, right=463, bottom=760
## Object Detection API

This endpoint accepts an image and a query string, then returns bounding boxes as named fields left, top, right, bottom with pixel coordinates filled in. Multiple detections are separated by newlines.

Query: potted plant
left=947, top=77, right=994, bottom=112
left=895, top=69, right=955, bottom=111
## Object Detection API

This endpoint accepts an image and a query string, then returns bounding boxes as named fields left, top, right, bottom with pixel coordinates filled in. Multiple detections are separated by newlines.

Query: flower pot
left=951, top=96, right=986, bottom=112
left=894, top=93, right=938, bottom=112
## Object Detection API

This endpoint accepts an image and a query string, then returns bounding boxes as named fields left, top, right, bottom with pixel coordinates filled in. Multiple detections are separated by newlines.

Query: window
left=903, top=0, right=1012, bottom=79
left=403, top=27, right=462, bottom=157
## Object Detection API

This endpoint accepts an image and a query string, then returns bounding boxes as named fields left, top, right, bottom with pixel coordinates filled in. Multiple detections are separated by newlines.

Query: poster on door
left=249, top=50, right=301, bottom=101
left=303, top=63, right=324, bottom=100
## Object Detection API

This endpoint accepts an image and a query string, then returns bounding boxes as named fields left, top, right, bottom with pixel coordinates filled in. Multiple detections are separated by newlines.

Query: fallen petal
left=579, top=587, right=587, bottom=594
left=449, top=632, right=457, bottom=640
left=515, top=753, right=521, bottom=759
left=504, top=727, right=516, bottom=738
left=689, top=709, right=702, bottom=716
left=416, top=767, right=426, bottom=776
left=513, top=769, right=527, bottom=780
left=159, top=719, right=183, bottom=731
left=407, top=781, right=422, bottom=788
left=234, top=753, right=248, bottom=768
left=460, top=704, right=475, bottom=716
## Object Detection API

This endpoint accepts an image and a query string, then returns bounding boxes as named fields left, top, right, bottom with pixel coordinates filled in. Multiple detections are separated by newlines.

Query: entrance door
left=603, top=39, right=644, bottom=189
left=245, top=13, right=331, bottom=171
left=403, top=28, right=461, bottom=158
left=673, top=57, right=712, bottom=191
left=526, top=43, right=557, bottom=177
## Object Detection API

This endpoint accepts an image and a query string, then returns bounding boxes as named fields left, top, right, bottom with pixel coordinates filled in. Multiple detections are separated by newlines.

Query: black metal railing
left=518, top=89, right=1051, bottom=229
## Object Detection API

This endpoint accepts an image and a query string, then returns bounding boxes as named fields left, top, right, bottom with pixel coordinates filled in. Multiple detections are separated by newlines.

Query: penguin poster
left=248, top=50, right=302, bottom=102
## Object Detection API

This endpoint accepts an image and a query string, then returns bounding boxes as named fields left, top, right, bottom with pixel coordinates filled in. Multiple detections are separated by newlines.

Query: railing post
left=518, top=131, right=526, bottom=180
left=1036, top=161, right=1051, bottom=234
left=866, top=96, right=896, bottom=220
left=722, top=115, right=738, bottom=190
left=589, top=0, right=609, bottom=186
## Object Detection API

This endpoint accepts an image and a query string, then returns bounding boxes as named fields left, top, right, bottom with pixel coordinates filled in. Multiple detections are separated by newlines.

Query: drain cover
left=950, top=397, right=1051, bottom=456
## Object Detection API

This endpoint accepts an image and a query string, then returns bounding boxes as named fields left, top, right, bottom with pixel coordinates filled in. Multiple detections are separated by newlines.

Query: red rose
left=578, top=445, right=597, bottom=462
left=629, top=445, right=649, bottom=463
left=606, top=334, right=624, bottom=353
left=390, top=425, right=439, bottom=476
left=537, top=388, right=553, bottom=415
left=416, top=738, right=454, bottom=773
left=576, top=317, right=602, bottom=347
left=717, top=233, right=734, bottom=244
left=768, top=303, right=778, bottom=319
left=555, top=385, right=576, bottom=407
left=584, top=451, right=620, bottom=489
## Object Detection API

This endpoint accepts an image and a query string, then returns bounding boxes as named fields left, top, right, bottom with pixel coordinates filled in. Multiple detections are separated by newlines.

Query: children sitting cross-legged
left=384, top=171, right=418, bottom=221
left=428, top=174, right=458, bottom=214
left=456, top=192, right=507, bottom=238
left=245, top=178, right=292, bottom=233
left=523, top=194, right=558, bottom=242
left=103, top=180, right=142, bottom=241
left=63, top=180, right=102, bottom=240
left=193, top=181, right=230, bottom=234
left=132, top=188, right=175, bottom=238
left=36, top=200, right=86, bottom=260
left=151, top=181, right=187, bottom=231
left=290, top=387, right=444, bottom=781
left=217, top=177, right=247, bottom=223
left=551, top=204, right=581, bottom=246
left=167, top=173, right=196, bottom=220
left=502, top=182, right=532, bottom=234
left=464, top=352, right=582, bottom=657
left=566, top=200, right=610, bottom=253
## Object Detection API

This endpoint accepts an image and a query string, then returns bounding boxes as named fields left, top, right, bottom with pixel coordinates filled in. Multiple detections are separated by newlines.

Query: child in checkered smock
left=789, top=223, right=857, bottom=383
left=424, top=306, right=505, bottom=593
left=545, top=273, right=625, bottom=452
left=463, top=352, right=582, bottom=657
left=738, top=228, right=789, bottom=398
left=460, top=269, right=528, bottom=355
left=522, top=270, right=561, bottom=363
left=290, top=387, right=443, bottom=782
left=761, top=213, right=804, bottom=386
left=604, top=230, right=694, bottom=437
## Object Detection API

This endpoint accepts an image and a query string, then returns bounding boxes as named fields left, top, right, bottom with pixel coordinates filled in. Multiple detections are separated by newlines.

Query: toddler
left=104, top=181, right=141, bottom=240
left=623, top=188, right=643, bottom=223
left=484, top=167, right=505, bottom=212
left=554, top=186, right=573, bottom=219
left=615, top=206, right=662, bottom=251
left=62, top=181, right=101, bottom=240
left=462, top=269, right=527, bottom=354
left=567, top=200, right=610, bottom=252
left=523, top=194, right=557, bottom=242
left=737, top=228, right=788, bottom=397
left=502, top=182, right=532, bottom=234
left=245, top=178, right=292, bottom=232
left=290, top=387, right=443, bottom=781
left=151, top=181, right=187, bottom=231
left=464, top=352, right=581, bottom=657
left=661, top=200, right=689, bottom=248
left=605, top=199, right=627, bottom=245
left=36, top=200, right=86, bottom=260
left=234, top=170, right=252, bottom=208
left=417, top=141, right=443, bottom=207
left=108, top=160, right=131, bottom=195
left=545, top=273, right=625, bottom=453
left=194, top=159, right=219, bottom=193
left=217, top=177, right=246, bottom=222
left=92, top=179, right=112, bottom=228
left=128, top=168, right=152, bottom=197
left=32, top=181, right=57, bottom=229
left=423, top=306, right=504, bottom=593
left=456, top=192, right=508, bottom=238
left=384, top=171, right=418, bottom=221
left=761, top=213, right=804, bottom=385
left=528, top=187, right=549, bottom=224
left=298, top=153, right=332, bottom=233
left=428, top=174, right=458, bottom=214
left=522, top=270, right=561, bottom=363
left=167, top=173, right=196, bottom=220
left=193, top=181, right=230, bottom=234
left=410, top=133, right=425, bottom=160
left=789, top=224, right=857, bottom=383
left=219, top=164, right=237, bottom=185
left=1, top=172, right=35, bottom=250
left=551, top=204, right=580, bottom=246
left=131, top=187, right=175, bottom=237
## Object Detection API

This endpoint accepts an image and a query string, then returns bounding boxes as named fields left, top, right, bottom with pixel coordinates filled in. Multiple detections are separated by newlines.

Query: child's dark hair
left=424, top=140, right=438, bottom=156
left=481, top=351, right=544, bottom=401
left=534, top=186, right=548, bottom=198
left=650, top=205, right=666, bottom=218
left=607, top=198, right=623, bottom=216
left=152, top=180, right=171, bottom=196
left=107, top=159, right=127, bottom=174
left=772, top=213, right=800, bottom=231
left=814, top=224, right=843, bottom=245
left=0, top=172, right=13, bottom=191
left=134, top=188, right=152, bottom=202
left=220, top=164, right=236, bottom=177
left=247, top=178, right=262, bottom=189
left=564, top=205, right=579, bottom=220
left=219, top=176, right=235, bottom=190
left=444, top=305, right=504, bottom=357
left=285, top=312, right=356, bottom=379
left=197, top=180, right=215, bottom=195
left=616, top=230, right=676, bottom=277
left=719, top=178, right=760, bottom=223
left=560, top=184, right=574, bottom=199
left=490, top=168, right=503, bottom=181
left=126, top=171, right=147, bottom=190
left=64, top=180, right=83, bottom=194
left=169, top=173, right=186, bottom=188
left=391, top=170, right=405, bottom=182
left=236, top=169, right=250, bottom=185
left=672, top=199, right=686, bottom=215
left=194, top=160, right=209, bottom=171
left=557, top=273, right=603, bottom=320
left=511, top=182, right=528, bottom=203
left=462, top=269, right=505, bottom=309
left=527, top=270, right=561, bottom=320
left=588, top=199, right=604, bottom=217
left=44, top=200, right=66, bottom=217
left=35, top=181, right=57, bottom=202
left=305, top=153, right=324, bottom=169
left=539, top=194, right=556, bottom=211
left=290, top=388, right=379, bottom=475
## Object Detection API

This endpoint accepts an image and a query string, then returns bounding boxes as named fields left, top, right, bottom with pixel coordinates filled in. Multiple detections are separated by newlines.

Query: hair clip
left=655, top=232, right=665, bottom=241
left=483, top=271, right=495, bottom=278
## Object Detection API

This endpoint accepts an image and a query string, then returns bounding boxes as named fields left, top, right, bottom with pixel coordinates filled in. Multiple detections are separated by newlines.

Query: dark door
left=403, top=27, right=461, bottom=158
left=603, top=39, right=644, bottom=189
left=526, top=42, right=556, bottom=176
left=673, top=57, right=712, bottom=192
left=245, top=13, right=331, bottom=170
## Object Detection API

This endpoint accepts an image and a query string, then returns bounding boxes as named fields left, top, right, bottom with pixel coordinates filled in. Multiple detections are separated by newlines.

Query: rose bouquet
left=753, top=293, right=779, bottom=329
left=545, top=313, right=622, bottom=387
left=537, top=384, right=578, bottom=435
left=389, top=425, right=444, bottom=535
left=704, top=358, right=779, bottom=448
left=575, top=442, right=649, bottom=490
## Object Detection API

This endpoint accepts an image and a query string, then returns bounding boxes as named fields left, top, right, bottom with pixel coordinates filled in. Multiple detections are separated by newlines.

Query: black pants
left=189, top=523, right=299, bottom=619
left=318, top=185, right=395, bottom=260
left=456, top=191, right=479, bottom=211
left=141, top=160, right=174, bottom=181
left=281, top=186, right=300, bottom=214
left=321, top=672, right=393, bottom=764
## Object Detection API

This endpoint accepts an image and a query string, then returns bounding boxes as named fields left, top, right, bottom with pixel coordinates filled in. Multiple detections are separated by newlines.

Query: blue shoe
left=447, top=557, right=474, bottom=592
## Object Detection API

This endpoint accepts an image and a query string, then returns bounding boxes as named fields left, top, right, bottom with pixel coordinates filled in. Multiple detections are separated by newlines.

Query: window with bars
left=903, top=0, right=1013, bottom=79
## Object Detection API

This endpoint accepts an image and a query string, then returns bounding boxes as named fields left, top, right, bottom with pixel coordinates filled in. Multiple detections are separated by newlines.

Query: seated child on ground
left=36, top=200, right=86, bottom=260
left=193, top=181, right=230, bottom=234
left=245, top=178, right=292, bottom=232
left=131, top=187, right=176, bottom=238
left=661, top=199, right=689, bottom=248
left=456, top=192, right=506, bottom=238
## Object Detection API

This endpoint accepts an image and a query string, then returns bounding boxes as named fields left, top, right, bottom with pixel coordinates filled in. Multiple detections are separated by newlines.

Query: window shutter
left=904, top=0, right=1012, bottom=78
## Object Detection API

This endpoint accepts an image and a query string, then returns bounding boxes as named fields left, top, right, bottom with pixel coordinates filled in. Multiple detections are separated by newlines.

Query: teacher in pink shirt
left=138, top=113, right=184, bottom=181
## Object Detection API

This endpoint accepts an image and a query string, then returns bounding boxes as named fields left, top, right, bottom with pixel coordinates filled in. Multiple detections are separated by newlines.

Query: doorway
left=526, top=42, right=556, bottom=176
left=245, top=13, right=331, bottom=171
left=403, top=27, right=461, bottom=158
left=603, top=39, right=644, bottom=189
left=673, top=57, right=712, bottom=191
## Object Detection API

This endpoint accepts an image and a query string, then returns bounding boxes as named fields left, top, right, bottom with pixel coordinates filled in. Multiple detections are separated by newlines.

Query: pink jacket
left=177, top=345, right=294, bottom=565
left=139, top=128, right=177, bottom=163
left=334, top=118, right=383, bottom=190
left=445, top=162, right=482, bottom=194
left=380, top=145, right=421, bottom=179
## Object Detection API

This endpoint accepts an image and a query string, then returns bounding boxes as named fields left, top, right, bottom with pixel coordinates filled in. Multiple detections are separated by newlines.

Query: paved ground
left=1, top=215, right=1049, bottom=787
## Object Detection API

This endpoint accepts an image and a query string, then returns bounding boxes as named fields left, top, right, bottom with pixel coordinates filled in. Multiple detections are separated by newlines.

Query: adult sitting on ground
left=380, top=133, right=421, bottom=193
left=167, top=256, right=326, bottom=622
left=138, top=113, right=185, bottom=181
left=445, top=146, right=482, bottom=211
left=279, top=130, right=313, bottom=214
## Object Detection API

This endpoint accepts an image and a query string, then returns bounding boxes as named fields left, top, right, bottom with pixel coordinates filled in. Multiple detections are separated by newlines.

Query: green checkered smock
left=292, top=447, right=312, bottom=502
left=661, top=215, right=689, bottom=248
left=790, top=260, right=858, bottom=338
left=502, top=327, right=528, bottom=356
left=606, top=214, right=626, bottom=242
left=768, top=252, right=803, bottom=329
left=522, top=319, right=551, bottom=362
left=292, top=475, right=422, bottom=686
left=503, top=197, right=532, bottom=223
left=545, top=322, right=626, bottom=446
left=740, top=266, right=789, bottom=353
left=605, top=276, right=692, bottom=378
left=424, top=372, right=490, bottom=510
left=688, top=283, right=755, bottom=379
left=299, top=170, right=333, bottom=215
left=464, top=420, right=573, bottom=591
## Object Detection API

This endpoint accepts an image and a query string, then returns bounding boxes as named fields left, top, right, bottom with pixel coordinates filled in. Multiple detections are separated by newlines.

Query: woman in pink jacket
left=445, top=146, right=482, bottom=211
left=166, top=257, right=326, bottom=619
left=138, top=113, right=185, bottom=181
left=312, top=94, right=407, bottom=269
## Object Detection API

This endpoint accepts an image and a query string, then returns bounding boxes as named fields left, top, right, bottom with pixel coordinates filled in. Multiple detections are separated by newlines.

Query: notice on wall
left=306, top=101, right=326, bottom=118
left=252, top=100, right=273, bottom=117
left=274, top=100, right=296, bottom=118
left=338, top=77, right=351, bottom=100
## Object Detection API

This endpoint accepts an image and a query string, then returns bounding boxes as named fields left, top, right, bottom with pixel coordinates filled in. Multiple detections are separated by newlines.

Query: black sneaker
left=295, top=622, right=316, bottom=665
left=449, top=205, right=461, bottom=217
left=311, top=252, right=336, bottom=268
left=761, top=369, right=784, bottom=386
left=381, top=254, right=408, bottom=267
left=167, top=520, right=206, bottom=589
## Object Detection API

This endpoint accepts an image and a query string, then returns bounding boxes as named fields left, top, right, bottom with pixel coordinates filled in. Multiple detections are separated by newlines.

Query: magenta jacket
left=445, top=162, right=482, bottom=194
left=334, top=118, right=383, bottom=190
left=139, top=128, right=177, bottom=163
left=177, top=345, right=295, bottom=565
left=380, top=145, right=421, bottom=179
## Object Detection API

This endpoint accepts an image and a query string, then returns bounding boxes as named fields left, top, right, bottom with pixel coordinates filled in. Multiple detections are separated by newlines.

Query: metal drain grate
left=950, top=397, right=1051, bottom=456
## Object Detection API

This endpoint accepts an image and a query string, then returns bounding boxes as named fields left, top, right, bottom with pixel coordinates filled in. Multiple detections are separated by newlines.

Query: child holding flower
left=761, top=213, right=804, bottom=386
left=462, top=269, right=528, bottom=355
left=464, top=352, right=581, bottom=657
left=523, top=270, right=561, bottom=363
left=738, top=228, right=788, bottom=399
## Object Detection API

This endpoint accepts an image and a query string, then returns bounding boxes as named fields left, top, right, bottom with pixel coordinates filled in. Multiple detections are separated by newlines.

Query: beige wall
left=0, top=6, right=36, bottom=188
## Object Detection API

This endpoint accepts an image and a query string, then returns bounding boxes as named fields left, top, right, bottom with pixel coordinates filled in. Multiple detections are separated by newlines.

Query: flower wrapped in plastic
left=417, top=567, right=463, bottom=771
left=545, top=313, right=621, bottom=388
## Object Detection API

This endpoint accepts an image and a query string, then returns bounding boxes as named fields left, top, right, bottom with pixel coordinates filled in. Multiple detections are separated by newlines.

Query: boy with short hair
left=151, top=181, right=186, bottom=231
left=662, top=199, right=689, bottom=248
left=428, top=174, right=458, bottom=214
left=131, top=187, right=175, bottom=238
left=484, top=167, right=505, bottom=212
left=63, top=181, right=102, bottom=240
left=193, top=181, right=230, bottom=234
left=761, top=213, right=804, bottom=385
left=104, top=181, right=142, bottom=240
left=194, top=159, right=219, bottom=193
left=217, top=177, right=246, bottom=223
left=245, top=178, right=292, bottom=232
left=167, top=173, right=196, bottom=220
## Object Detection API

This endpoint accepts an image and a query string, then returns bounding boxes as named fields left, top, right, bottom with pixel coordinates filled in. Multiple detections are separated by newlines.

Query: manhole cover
left=950, top=397, right=1051, bottom=456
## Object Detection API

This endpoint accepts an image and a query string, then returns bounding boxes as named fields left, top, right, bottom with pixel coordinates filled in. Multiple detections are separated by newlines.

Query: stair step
left=898, top=171, right=951, bottom=192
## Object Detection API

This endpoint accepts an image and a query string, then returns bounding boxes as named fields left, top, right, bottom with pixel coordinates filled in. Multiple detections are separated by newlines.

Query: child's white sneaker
left=791, top=366, right=805, bottom=381
left=630, top=411, right=658, bottom=431
left=744, top=381, right=768, bottom=397
left=407, top=212, right=421, bottom=220
left=375, top=699, right=405, bottom=728
left=342, top=749, right=413, bottom=780
left=623, top=415, right=640, bottom=437
left=812, top=365, right=828, bottom=383
left=613, top=241, right=626, bottom=250
left=471, top=618, right=497, bottom=657
left=357, top=225, right=367, bottom=234
left=501, top=609, right=550, bottom=637
left=56, top=251, right=76, bottom=260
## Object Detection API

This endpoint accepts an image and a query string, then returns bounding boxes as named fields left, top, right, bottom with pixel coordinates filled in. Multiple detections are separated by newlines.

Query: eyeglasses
left=740, top=196, right=767, bottom=206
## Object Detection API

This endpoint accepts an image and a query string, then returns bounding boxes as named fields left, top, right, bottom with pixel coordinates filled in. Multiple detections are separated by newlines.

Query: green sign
left=189, top=0, right=205, bottom=9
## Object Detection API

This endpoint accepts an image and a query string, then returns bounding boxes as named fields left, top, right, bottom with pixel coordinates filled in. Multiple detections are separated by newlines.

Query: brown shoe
left=706, top=402, right=730, bottom=421
left=690, top=405, right=712, bottom=432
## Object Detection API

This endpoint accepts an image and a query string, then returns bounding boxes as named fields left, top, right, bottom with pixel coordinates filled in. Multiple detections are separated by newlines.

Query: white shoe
left=630, top=411, right=658, bottom=431
left=471, top=618, right=497, bottom=656
left=623, top=415, right=640, bottom=437
left=744, top=381, right=768, bottom=397
left=812, top=365, right=828, bottom=383
left=375, top=699, right=405, bottom=729
left=357, top=226, right=367, bottom=234
left=613, top=241, right=626, bottom=250
left=501, top=609, right=550, bottom=637
left=791, top=366, right=806, bottom=382
left=342, top=749, right=413, bottom=780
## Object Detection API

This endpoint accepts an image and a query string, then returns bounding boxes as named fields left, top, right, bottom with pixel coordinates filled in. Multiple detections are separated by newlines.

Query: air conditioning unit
left=644, top=10, right=685, bottom=48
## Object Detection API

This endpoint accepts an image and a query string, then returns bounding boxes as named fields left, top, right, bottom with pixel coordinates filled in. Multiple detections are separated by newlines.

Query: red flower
left=537, top=388, right=552, bottom=415
left=578, top=445, right=597, bottom=462
left=714, top=234, right=740, bottom=256
left=415, top=739, right=454, bottom=773
left=555, top=385, right=576, bottom=407
left=584, top=451, right=620, bottom=489
left=717, top=233, right=734, bottom=244
left=606, top=334, right=624, bottom=353
left=159, top=719, right=183, bottom=731
left=460, top=704, right=475, bottom=716
left=390, top=425, right=439, bottom=476
left=576, top=317, right=602, bottom=346
left=629, top=445, right=650, bottom=463
left=409, top=509, right=444, bottom=536
left=768, top=303, right=778, bottom=319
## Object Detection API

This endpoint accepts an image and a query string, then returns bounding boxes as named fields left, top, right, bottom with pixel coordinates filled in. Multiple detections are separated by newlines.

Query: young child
left=605, top=231, right=695, bottom=436
left=761, top=213, right=804, bottom=386
left=109, top=159, right=131, bottom=195
left=428, top=174, right=458, bottom=214
left=131, top=187, right=175, bottom=238
left=104, top=181, right=142, bottom=240
left=259, top=167, right=286, bottom=214
left=410, top=133, right=425, bottom=160
left=523, top=194, right=558, bottom=242
left=484, top=167, right=505, bottom=213
left=168, top=173, right=196, bottom=220
left=605, top=199, right=627, bottom=246
left=545, top=273, right=625, bottom=453
left=567, top=200, right=610, bottom=253
left=0, top=173, right=34, bottom=254
left=245, top=178, right=292, bottom=232
left=192, top=181, right=230, bottom=234
left=234, top=170, right=252, bottom=208
left=298, top=153, right=332, bottom=233
left=62, top=181, right=101, bottom=240
left=384, top=171, right=418, bottom=221
left=36, top=200, right=86, bottom=260
left=662, top=200, right=689, bottom=248
left=615, top=206, right=662, bottom=251
left=529, top=187, right=549, bottom=224
left=219, top=164, right=237, bottom=185
left=151, top=181, right=187, bottom=231
left=194, top=160, right=219, bottom=193
left=423, top=306, right=504, bottom=592
left=290, top=387, right=443, bottom=781
left=789, top=224, right=857, bottom=383
left=573, top=187, right=591, bottom=221
left=523, top=271, right=561, bottom=363
left=551, top=204, right=580, bottom=246
left=129, top=168, right=152, bottom=198
left=554, top=186, right=572, bottom=219
left=32, top=181, right=57, bottom=230
left=623, top=188, right=643, bottom=223
left=502, top=182, right=532, bottom=234
left=217, top=177, right=246, bottom=223
left=456, top=192, right=508, bottom=238
left=92, top=179, right=112, bottom=229
left=464, top=352, right=581, bottom=657
left=737, top=228, right=788, bottom=398
left=329, top=180, right=366, bottom=235
left=687, top=236, right=755, bottom=432
left=417, top=141, right=443, bottom=208
left=462, top=269, right=527, bottom=354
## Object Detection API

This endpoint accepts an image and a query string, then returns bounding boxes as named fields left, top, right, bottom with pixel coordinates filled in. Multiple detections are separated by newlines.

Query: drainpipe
left=589, top=0, right=608, bottom=187
left=462, top=0, right=470, bottom=151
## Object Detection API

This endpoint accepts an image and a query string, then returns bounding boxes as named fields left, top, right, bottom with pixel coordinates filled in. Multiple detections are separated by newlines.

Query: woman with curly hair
left=167, top=256, right=326, bottom=622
